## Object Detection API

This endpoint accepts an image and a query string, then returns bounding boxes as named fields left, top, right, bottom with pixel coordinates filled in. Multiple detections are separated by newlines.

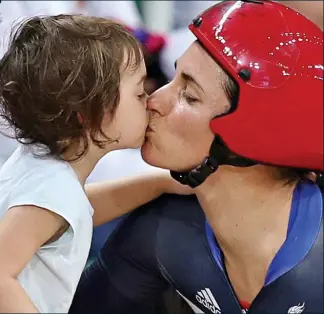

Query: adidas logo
left=196, top=288, right=221, bottom=313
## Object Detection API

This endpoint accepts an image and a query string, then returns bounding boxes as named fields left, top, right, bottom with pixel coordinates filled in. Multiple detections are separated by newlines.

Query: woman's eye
left=180, top=89, right=198, bottom=105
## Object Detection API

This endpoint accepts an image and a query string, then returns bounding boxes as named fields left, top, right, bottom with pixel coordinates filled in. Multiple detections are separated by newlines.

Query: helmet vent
left=238, top=69, right=251, bottom=81
left=192, top=16, right=203, bottom=28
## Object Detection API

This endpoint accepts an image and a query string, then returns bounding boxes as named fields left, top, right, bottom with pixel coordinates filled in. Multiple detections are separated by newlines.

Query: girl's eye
left=138, top=92, right=148, bottom=100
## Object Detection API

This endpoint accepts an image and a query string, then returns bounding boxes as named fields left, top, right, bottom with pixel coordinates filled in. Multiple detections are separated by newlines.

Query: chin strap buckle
left=170, top=156, right=219, bottom=188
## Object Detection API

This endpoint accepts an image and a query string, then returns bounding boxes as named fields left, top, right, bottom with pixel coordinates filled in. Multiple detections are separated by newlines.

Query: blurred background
left=0, top=1, right=322, bottom=313
left=0, top=0, right=323, bottom=260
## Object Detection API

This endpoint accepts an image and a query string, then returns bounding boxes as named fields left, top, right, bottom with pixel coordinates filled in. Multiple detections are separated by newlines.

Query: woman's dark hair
left=0, top=14, right=142, bottom=161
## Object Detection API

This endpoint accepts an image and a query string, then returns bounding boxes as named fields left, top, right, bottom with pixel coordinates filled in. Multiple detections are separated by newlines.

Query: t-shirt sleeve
left=7, top=166, right=90, bottom=247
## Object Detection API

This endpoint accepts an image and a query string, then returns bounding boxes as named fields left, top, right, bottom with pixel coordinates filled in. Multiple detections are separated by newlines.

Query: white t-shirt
left=0, top=145, right=94, bottom=313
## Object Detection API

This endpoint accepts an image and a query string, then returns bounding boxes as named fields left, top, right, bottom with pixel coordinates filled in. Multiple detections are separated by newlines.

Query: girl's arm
left=88, top=170, right=192, bottom=227
left=0, top=205, right=65, bottom=313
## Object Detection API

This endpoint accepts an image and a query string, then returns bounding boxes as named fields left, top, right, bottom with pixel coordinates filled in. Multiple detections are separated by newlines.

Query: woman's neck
left=195, top=165, right=296, bottom=260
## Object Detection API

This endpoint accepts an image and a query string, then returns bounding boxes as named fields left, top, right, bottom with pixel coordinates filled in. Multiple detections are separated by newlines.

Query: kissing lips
left=145, top=125, right=154, bottom=142
left=146, top=125, right=153, bottom=133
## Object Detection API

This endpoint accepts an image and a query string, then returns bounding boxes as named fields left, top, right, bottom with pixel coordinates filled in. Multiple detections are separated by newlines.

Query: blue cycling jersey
left=70, top=182, right=323, bottom=314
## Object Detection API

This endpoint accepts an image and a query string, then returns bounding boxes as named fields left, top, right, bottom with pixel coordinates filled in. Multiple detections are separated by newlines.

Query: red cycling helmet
left=188, top=0, right=323, bottom=172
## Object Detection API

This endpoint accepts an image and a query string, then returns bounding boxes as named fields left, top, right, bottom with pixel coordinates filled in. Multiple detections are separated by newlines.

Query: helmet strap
left=170, top=155, right=219, bottom=188
left=170, top=136, right=256, bottom=188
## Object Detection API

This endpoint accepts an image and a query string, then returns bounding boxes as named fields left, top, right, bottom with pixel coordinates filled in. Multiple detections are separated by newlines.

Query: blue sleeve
left=69, top=198, right=170, bottom=313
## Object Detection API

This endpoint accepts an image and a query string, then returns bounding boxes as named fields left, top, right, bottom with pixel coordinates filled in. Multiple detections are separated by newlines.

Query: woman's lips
left=146, top=125, right=153, bottom=133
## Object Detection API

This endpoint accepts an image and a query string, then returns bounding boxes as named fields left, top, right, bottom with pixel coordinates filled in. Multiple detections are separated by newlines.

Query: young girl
left=0, top=15, right=190, bottom=313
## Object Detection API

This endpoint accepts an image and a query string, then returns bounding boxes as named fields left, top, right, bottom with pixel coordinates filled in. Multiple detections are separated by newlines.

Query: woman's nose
left=146, top=85, right=173, bottom=116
